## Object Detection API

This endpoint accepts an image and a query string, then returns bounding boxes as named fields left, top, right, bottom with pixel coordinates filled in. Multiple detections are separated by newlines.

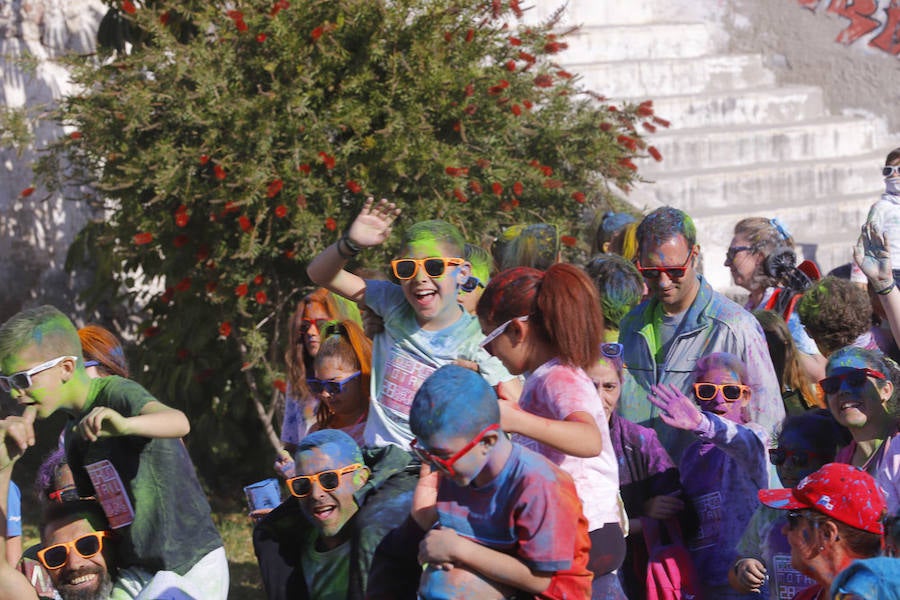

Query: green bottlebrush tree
left=35, top=0, right=663, bottom=490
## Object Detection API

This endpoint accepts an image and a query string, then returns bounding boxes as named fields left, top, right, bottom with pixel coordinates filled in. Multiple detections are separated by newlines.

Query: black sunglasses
left=819, top=368, right=886, bottom=395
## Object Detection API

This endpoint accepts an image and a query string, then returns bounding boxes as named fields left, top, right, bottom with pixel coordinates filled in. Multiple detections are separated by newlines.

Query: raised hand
left=648, top=383, right=703, bottom=431
left=346, top=198, right=401, bottom=248
left=0, top=407, right=36, bottom=472
left=854, top=222, right=894, bottom=291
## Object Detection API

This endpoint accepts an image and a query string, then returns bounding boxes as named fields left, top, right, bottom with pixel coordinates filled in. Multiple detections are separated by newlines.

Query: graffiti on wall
left=798, top=0, right=900, bottom=55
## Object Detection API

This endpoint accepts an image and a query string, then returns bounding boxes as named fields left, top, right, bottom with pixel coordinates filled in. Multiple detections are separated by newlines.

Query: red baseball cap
left=758, top=463, right=886, bottom=535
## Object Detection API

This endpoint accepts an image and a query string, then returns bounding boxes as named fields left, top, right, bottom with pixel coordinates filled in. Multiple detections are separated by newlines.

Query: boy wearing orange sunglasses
left=308, top=198, right=513, bottom=448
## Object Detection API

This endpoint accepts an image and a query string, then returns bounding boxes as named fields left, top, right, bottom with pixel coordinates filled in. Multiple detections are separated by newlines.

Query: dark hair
left=410, top=365, right=499, bottom=441
left=754, top=310, right=816, bottom=404
left=797, top=277, right=872, bottom=356
left=886, top=147, right=900, bottom=166
left=636, top=206, right=697, bottom=254
left=583, top=253, right=643, bottom=330
left=41, top=500, right=110, bottom=541
left=476, top=263, right=604, bottom=369
left=803, top=510, right=883, bottom=558
left=776, top=409, right=850, bottom=457
left=78, top=324, right=129, bottom=378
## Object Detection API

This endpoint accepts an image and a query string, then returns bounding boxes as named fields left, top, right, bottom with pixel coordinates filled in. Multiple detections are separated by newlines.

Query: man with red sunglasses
left=619, top=207, right=784, bottom=466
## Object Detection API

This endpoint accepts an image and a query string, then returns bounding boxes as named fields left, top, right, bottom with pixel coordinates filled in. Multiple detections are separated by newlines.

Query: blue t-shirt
left=7, top=481, right=21, bottom=537
left=363, top=279, right=511, bottom=447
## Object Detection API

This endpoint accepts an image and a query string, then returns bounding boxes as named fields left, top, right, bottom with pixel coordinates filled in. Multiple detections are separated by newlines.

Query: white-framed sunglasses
left=883, top=165, right=900, bottom=178
left=0, top=356, right=78, bottom=393
left=480, top=316, right=529, bottom=349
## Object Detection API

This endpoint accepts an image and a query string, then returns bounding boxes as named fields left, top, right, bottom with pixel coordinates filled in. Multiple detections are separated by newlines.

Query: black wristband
left=336, top=238, right=354, bottom=260
left=877, top=282, right=896, bottom=296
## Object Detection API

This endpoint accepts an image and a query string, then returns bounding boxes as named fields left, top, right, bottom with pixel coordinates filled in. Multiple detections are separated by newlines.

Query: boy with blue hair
left=307, top=198, right=512, bottom=448
left=0, top=305, right=226, bottom=599
left=386, top=365, right=591, bottom=599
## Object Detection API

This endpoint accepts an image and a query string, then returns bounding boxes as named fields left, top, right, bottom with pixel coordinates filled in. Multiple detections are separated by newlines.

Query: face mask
left=886, top=178, right=900, bottom=196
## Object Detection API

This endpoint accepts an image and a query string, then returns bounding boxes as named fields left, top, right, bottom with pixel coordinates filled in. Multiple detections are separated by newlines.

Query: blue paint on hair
left=295, top=429, right=363, bottom=465
left=410, top=365, right=499, bottom=440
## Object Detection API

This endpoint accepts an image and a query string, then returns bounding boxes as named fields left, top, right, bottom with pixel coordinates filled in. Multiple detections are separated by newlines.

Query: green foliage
left=35, top=0, right=659, bottom=492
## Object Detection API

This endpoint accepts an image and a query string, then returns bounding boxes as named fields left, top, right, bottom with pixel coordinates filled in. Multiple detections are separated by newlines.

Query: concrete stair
left=530, top=0, right=892, bottom=290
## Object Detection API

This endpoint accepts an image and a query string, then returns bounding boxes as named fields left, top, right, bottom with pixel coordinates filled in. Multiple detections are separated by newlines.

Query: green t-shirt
left=65, top=376, right=222, bottom=576
left=299, top=535, right=351, bottom=600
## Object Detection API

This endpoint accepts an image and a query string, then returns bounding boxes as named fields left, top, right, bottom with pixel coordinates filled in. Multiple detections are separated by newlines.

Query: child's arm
left=418, top=527, right=552, bottom=595
left=500, top=402, right=602, bottom=457
left=0, top=414, right=39, bottom=600
left=77, top=401, right=190, bottom=442
left=307, top=198, right=400, bottom=302
left=856, top=223, right=900, bottom=345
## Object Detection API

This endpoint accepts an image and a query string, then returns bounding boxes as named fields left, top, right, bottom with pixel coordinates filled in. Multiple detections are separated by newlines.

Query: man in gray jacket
left=618, top=206, right=784, bottom=464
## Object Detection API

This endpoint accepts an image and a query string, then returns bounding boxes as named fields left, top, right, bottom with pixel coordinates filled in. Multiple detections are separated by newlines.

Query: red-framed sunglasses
left=637, top=249, right=695, bottom=280
left=409, top=423, right=500, bottom=478
left=819, top=368, right=886, bottom=395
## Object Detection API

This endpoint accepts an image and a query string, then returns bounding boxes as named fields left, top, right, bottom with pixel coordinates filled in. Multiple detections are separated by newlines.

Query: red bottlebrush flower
left=545, top=41, right=568, bottom=54
left=266, top=179, right=283, bottom=198
left=511, top=103, right=522, bottom=116
left=534, top=74, right=554, bottom=88
left=213, top=164, right=226, bottom=180
left=236, top=19, right=248, bottom=32
left=463, top=104, right=478, bottom=116
left=199, top=154, right=209, bottom=165
left=20, top=186, right=35, bottom=197
left=173, top=234, right=190, bottom=248
left=283, top=249, right=296, bottom=259
left=513, top=181, right=524, bottom=196
left=617, top=134, right=638, bottom=151
left=296, top=194, right=307, bottom=208
left=608, top=105, right=619, bottom=112
left=528, top=159, right=540, bottom=167
left=453, top=188, right=467, bottom=203
left=599, top=122, right=613, bottom=132
left=653, top=116, right=671, bottom=128
left=452, top=121, right=461, bottom=132
left=256, top=33, right=267, bottom=43
left=298, top=163, right=311, bottom=174
left=561, top=235, right=577, bottom=247
left=219, top=322, right=232, bottom=337
left=572, top=191, right=586, bottom=203
left=122, top=1, right=136, bottom=15
left=175, top=277, right=192, bottom=292
left=160, top=287, right=174, bottom=304
left=648, top=146, right=663, bottom=162
left=255, top=291, right=268, bottom=304
left=273, top=378, right=287, bottom=393
left=500, top=202, right=512, bottom=212
left=509, top=36, right=522, bottom=46
left=175, top=212, right=189, bottom=228
left=518, top=51, right=535, bottom=63
left=444, top=31, right=452, bottom=43
left=223, top=201, right=240, bottom=214
left=469, top=181, right=483, bottom=194
left=176, top=348, right=190, bottom=360
left=238, top=216, right=252, bottom=232
left=488, top=80, right=509, bottom=95
left=235, top=283, right=249, bottom=297
left=69, top=131, right=82, bottom=140
left=476, top=158, right=491, bottom=169
left=523, top=99, right=533, bottom=110
left=311, top=26, right=324, bottom=41
left=539, top=165, right=553, bottom=176
left=176, top=203, right=187, bottom=214
left=510, top=0, right=523, bottom=17
left=346, top=180, right=362, bottom=193
left=143, top=326, right=160, bottom=338
left=491, top=0, right=502, bottom=17
left=270, top=1, right=290, bottom=17
left=159, top=10, right=170, bottom=24
left=543, top=179, right=563, bottom=189
left=491, top=182, right=503, bottom=196
left=325, top=217, right=337, bottom=231
left=618, top=158, right=638, bottom=171
left=274, top=204, right=288, bottom=218
left=196, top=244, right=210, bottom=262
left=133, top=232, right=153, bottom=245
left=227, top=10, right=243, bottom=19
left=464, top=84, right=474, bottom=97
left=505, top=60, right=516, bottom=71
left=318, top=152, right=335, bottom=169
left=445, top=166, right=459, bottom=176
left=511, top=198, right=519, bottom=207
left=556, top=70, right=573, bottom=79
left=253, top=274, right=264, bottom=285
left=465, top=29, right=474, bottom=42
left=206, top=281, right=218, bottom=293
left=637, top=100, right=654, bottom=115
left=642, top=122, right=657, bottom=133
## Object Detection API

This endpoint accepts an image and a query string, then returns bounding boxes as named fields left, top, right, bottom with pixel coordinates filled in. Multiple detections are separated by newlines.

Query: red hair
left=78, top=324, right=130, bottom=378
left=476, top=263, right=604, bottom=369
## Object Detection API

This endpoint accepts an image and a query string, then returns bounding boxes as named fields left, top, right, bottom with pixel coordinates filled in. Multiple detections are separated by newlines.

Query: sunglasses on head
left=410, top=423, right=500, bottom=478
left=391, top=257, right=464, bottom=280
left=286, top=463, right=363, bottom=497
left=600, top=342, right=624, bottom=360
left=693, top=382, right=749, bottom=401
left=883, top=165, right=900, bottom=178
left=37, top=531, right=109, bottom=570
left=637, top=250, right=694, bottom=280
left=460, top=276, right=484, bottom=294
left=819, top=367, right=886, bottom=395
left=0, top=355, right=78, bottom=394
left=306, top=371, right=361, bottom=395
left=768, top=448, right=826, bottom=468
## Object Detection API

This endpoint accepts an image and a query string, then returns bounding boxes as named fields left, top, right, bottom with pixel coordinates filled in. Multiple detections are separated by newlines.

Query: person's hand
left=0, top=407, right=36, bottom=471
left=77, top=406, right=130, bottom=441
left=496, top=378, right=522, bottom=404
left=643, top=494, right=685, bottom=519
left=412, top=463, right=440, bottom=530
left=360, top=306, right=385, bottom=337
left=418, top=526, right=461, bottom=570
left=346, top=198, right=401, bottom=249
left=854, top=222, right=894, bottom=291
left=648, top=384, right=703, bottom=431
left=453, top=358, right=479, bottom=373
left=497, top=398, right=522, bottom=433
left=273, top=450, right=295, bottom=479
left=733, top=558, right=767, bottom=592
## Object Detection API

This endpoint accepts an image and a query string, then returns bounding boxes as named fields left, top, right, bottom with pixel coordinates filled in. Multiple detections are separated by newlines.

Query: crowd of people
left=2, top=150, right=900, bottom=599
